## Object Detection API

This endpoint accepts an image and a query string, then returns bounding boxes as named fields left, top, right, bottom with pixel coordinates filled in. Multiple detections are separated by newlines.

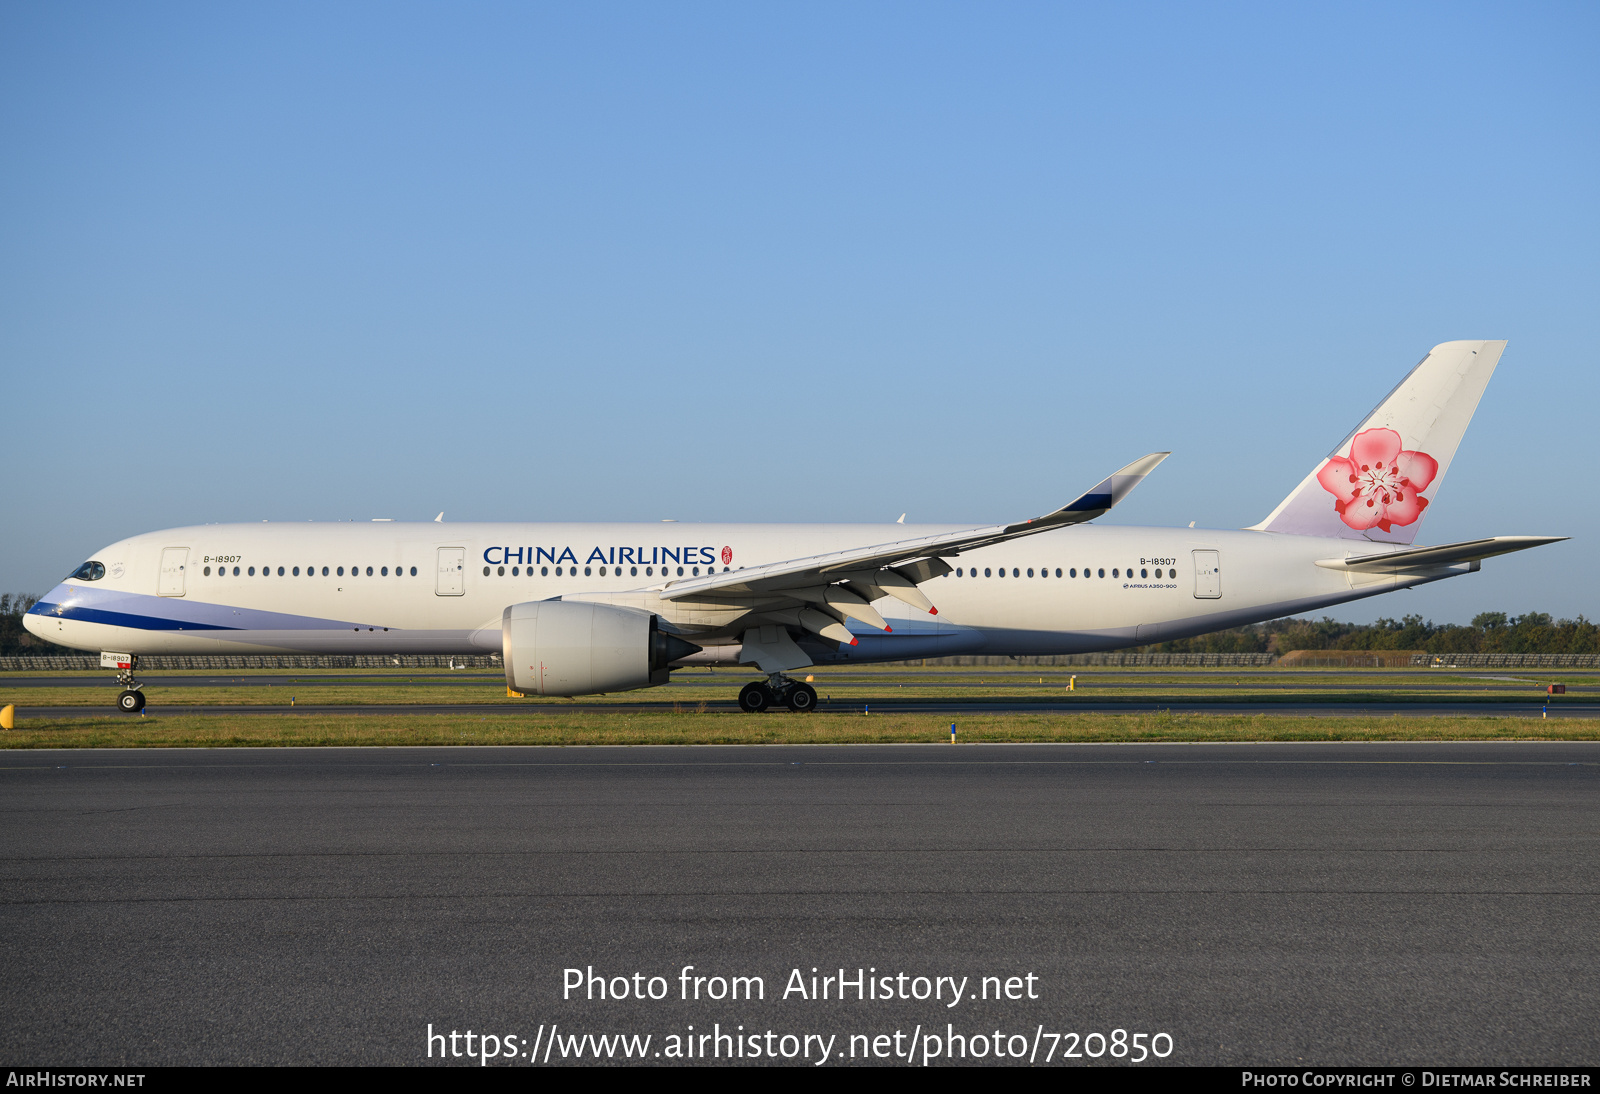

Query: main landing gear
left=114, top=657, right=146, bottom=713
left=738, top=675, right=818, bottom=713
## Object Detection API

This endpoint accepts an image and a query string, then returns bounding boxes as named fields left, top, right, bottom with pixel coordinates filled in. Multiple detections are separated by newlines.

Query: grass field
left=2, top=663, right=1592, bottom=748
left=1, top=709, right=1597, bottom=749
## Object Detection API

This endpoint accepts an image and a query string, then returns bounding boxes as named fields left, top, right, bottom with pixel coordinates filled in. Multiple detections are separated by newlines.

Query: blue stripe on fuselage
left=29, top=601, right=237, bottom=631
left=28, top=584, right=381, bottom=633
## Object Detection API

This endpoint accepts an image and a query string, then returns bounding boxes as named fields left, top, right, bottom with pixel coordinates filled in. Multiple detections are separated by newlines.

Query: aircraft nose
left=22, top=601, right=54, bottom=640
left=22, top=585, right=73, bottom=638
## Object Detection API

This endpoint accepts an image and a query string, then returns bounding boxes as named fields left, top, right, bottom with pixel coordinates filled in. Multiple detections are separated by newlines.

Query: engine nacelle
left=502, top=601, right=700, bottom=697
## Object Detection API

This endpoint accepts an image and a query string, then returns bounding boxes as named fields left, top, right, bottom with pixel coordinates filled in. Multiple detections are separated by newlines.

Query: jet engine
left=502, top=601, right=701, bottom=697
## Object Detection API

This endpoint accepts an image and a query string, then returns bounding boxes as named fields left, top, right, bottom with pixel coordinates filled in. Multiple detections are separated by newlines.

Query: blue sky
left=2, top=2, right=1595, bottom=623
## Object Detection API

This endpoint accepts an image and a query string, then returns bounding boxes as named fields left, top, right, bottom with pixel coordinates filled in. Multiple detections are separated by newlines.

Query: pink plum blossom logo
left=721, top=546, right=733, bottom=566
left=1317, top=427, right=1438, bottom=533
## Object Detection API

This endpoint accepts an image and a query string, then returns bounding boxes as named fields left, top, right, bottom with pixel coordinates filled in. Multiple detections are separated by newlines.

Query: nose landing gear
left=737, top=675, right=818, bottom=713
left=112, top=657, right=145, bottom=713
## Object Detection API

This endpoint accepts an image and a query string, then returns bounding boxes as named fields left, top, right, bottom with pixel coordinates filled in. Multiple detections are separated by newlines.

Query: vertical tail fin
left=1251, top=339, right=1505, bottom=544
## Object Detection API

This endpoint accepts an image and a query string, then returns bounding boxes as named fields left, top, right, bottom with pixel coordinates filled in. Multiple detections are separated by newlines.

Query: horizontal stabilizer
left=1315, top=536, right=1567, bottom=573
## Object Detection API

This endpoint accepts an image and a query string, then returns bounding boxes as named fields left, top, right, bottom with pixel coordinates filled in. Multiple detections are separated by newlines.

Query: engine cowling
left=502, top=601, right=701, bottom=697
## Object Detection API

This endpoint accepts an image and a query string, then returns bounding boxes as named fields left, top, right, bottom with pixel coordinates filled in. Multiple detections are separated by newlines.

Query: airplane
left=26, top=339, right=1565, bottom=714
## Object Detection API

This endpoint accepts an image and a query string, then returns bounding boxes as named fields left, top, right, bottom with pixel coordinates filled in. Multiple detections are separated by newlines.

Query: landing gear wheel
left=738, top=682, right=774, bottom=713
left=785, top=683, right=818, bottom=713
left=117, top=690, right=146, bottom=714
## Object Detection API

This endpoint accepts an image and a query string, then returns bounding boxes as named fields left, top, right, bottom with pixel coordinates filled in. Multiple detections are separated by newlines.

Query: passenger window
left=483, top=566, right=490, bottom=576
left=203, top=566, right=212, bottom=576
left=1055, top=568, right=1062, bottom=577
left=631, top=566, right=638, bottom=576
left=1113, top=568, right=1119, bottom=578
left=1027, top=568, right=1034, bottom=578
left=232, top=566, right=240, bottom=576
left=1069, top=568, right=1076, bottom=577
left=511, top=566, right=518, bottom=576
left=584, top=566, right=592, bottom=576
left=1141, top=568, right=1148, bottom=578
left=984, top=568, right=991, bottom=577
left=293, top=567, right=300, bottom=576
left=677, top=567, right=684, bottom=576
left=1097, top=568, right=1105, bottom=578
left=337, top=567, right=344, bottom=576
left=276, top=566, right=284, bottom=576
left=599, top=566, right=607, bottom=576
left=248, top=566, right=256, bottom=576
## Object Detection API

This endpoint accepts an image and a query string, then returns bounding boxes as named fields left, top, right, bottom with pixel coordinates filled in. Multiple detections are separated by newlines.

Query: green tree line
left=1141, top=612, right=1600, bottom=655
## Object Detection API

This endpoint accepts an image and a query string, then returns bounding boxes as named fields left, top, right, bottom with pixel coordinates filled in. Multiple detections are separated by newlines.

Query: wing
left=658, top=452, right=1170, bottom=614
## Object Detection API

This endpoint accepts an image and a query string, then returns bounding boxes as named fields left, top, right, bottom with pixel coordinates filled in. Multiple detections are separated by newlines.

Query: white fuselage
left=26, top=520, right=1464, bottom=664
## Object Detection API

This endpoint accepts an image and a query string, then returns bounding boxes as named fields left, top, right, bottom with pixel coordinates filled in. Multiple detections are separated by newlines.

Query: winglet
left=1009, top=452, right=1170, bottom=533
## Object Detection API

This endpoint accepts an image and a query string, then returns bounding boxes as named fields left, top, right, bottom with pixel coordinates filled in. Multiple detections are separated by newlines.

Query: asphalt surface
left=3, top=742, right=1598, bottom=1066
left=16, top=700, right=1600, bottom=718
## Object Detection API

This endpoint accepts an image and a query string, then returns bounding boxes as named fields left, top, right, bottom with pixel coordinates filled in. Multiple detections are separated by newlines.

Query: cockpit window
left=70, top=561, right=105, bottom=581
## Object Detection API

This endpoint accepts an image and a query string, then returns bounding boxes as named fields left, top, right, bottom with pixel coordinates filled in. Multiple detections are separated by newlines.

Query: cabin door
left=158, top=548, right=188, bottom=597
left=436, top=547, right=466, bottom=596
left=1192, top=550, right=1221, bottom=599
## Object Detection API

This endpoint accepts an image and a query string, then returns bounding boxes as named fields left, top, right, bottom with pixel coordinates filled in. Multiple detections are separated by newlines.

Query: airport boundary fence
left=0, top=654, right=505, bottom=671
left=1410, top=653, right=1600, bottom=668
left=893, top=653, right=1279, bottom=667
left=2, top=652, right=1597, bottom=671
